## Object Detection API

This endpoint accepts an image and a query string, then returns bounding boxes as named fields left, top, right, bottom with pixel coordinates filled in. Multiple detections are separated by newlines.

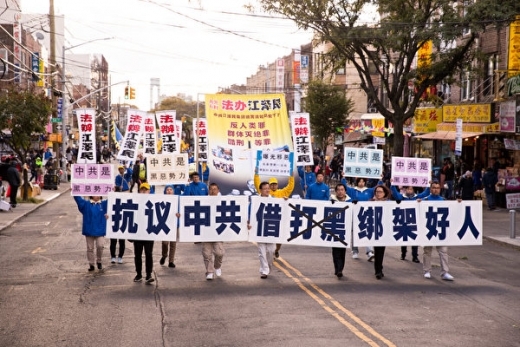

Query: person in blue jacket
left=305, top=171, right=330, bottom=200
left=115, top=165, right=130, bottom=192
left=297, top=165, right=316, bottom=194
left=73, top=195, right=108, bottom=272
left=390, top=184, right=430, bottom=263
left=340, top=176, right=382, bottom=261
left=183, top=172, right=209, bottom=196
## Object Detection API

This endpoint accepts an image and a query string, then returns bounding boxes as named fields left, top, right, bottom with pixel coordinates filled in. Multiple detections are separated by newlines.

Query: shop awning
left=414, top=131, right=483, bottom=140
left=343, top=132, right=366, bottom=143
left=360, top=113, right=384, bottom=120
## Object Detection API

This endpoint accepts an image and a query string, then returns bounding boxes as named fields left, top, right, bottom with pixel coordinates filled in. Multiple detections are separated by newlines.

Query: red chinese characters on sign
left=160, top=114, right=174, bottom=124
left=144, top=117, right=155, bottom=133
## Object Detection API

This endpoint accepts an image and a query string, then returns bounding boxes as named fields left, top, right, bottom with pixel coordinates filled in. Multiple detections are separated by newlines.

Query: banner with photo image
left=205, top=93, right=297, bottom=196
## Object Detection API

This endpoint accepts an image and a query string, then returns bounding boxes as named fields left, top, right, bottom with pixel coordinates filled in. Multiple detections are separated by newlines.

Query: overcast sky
left=21, top=0, right=313, bottom=111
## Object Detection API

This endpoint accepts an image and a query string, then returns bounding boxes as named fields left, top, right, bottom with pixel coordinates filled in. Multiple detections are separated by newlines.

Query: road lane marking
left=275, top=257, right=396, bottom=347
left=31, top=247, right=46, bottom=254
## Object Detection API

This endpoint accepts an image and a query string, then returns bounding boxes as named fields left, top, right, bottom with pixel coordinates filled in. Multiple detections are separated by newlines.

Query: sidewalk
left=1, top=184, right=519, bottom=250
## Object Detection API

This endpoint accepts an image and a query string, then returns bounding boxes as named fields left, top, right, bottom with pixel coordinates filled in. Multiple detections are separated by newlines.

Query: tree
left=0, top=87, right=52, bottom=162
left=257, top=0, right=520, bottom=156
left=304, top=80, right=354, bottom=152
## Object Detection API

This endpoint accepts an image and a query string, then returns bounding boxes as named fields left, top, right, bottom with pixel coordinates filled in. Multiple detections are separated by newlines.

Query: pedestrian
left=183, top=172, right=209, bottom=196
left=160, top=185, right=178, bottom=269
left=305, top=171, right=330, bottom=201
left=6, top=160, right=21, bottom=208
left=390, top=183, right=430, bottom=263
left=330, top=183, right=350, bottom=279
left=341, top=176, right=381, bottom=261
left=458, top=170, right=475, bottom=201
left=297, top=165, right=316, bottom=194
left=249, top=181, right=277, bottom=279
left=114, top=165, right=129, bottom=192
left=372, top=184, right=391, bottom=280
left=418, top=181, right=455, bottom=281
left=73, top=195, right=108, bottom=272
left=482, top=167, right=498, bottom=210
left=129, top=159, right=140, bottom=193
left=132, top=182, right=155, bottom=284
left=253, top=167, right=295, bottom=259
left=201, top=183, right=225, bottom=280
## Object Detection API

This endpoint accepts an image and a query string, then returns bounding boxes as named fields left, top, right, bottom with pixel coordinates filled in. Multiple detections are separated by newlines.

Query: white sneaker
left=215, top=268, right=222, bottom=277
left=352, top=252, right=359, bottom=259
left=441, top=273, right=454, bottom=281
left=367, top=252, right=375, bottom=262
left=117, top=257, right=123, bottom=264
left=111, top=257, right=116, bottom=264
left=424, top=272, right=431, bottom=279
left=206, top=273, right=214, bottom=280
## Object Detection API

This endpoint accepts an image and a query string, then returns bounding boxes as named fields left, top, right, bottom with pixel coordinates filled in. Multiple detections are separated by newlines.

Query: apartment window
left=483, top=54, right=497, bottom=96
left=462, top=0, right=472, bottom=36
left=336, top=67, right=345, bottom=75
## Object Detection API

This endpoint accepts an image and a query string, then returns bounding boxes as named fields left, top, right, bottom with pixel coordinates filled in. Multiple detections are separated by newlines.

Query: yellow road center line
left=275, top=257, right=396, bottom=347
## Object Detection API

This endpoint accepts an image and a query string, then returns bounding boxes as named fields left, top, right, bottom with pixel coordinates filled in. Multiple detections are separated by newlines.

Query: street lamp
left=61, top=37, right=113, bottom=181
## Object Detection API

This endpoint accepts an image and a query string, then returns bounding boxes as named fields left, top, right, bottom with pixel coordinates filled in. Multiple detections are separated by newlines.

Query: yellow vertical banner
left=508, top=16, right=520, bottom=77
left=205, top=93, right=294, bottom=195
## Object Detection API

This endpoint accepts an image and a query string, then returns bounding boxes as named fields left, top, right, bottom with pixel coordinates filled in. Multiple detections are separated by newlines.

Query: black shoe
left=168, top=262, right=176, bottom=268
left=11, top=204, right=16, bottom=208
left=134, top=274, right=143, bottom=282
left=97, top=262, right=102, bottom=270
left=145, top=275, right=154, bottom=284
left=274, top=251, right=280, bottom=258
left=160, top=256, right=166, bottom=265
left=260, top=274, right=267, bottom=279
left=412, top=257, right=420, bottom=263
left=88, top=265, right=95, bottom=272
left=336, top=272, right=343, bottom=279
left=400, top=254, right=406, bottom=260
left=375, top=273, right=384, bottom=280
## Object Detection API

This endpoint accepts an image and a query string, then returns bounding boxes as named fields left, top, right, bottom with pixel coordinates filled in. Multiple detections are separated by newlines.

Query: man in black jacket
left=6, top=160, right=21, bottom=208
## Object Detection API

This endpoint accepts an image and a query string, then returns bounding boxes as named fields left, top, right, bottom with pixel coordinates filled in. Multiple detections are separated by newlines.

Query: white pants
left=423, top=246, right=450, bottom=275
left=257, top=243, right=275, bottom=275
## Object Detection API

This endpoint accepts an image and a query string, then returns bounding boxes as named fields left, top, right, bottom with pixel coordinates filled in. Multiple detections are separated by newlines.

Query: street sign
left=51, top=118, right=62, bottom=123
left=56, top=125, right=62, bottom=131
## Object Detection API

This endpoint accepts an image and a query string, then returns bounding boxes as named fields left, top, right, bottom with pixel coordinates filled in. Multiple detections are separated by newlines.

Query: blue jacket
left=183, top=182, right=209, bottom=196
left=391, top=186, right=430, bottom=201
left=297, top=166, right=316, bottom=190
left=73, top=196, right=107, bottom=237
left=124, top=167, right=133, bottom=182
left=305, top=182, right=330, bottom=201
left=424, top=194, right=444, bottom=201
left=115, top=174, right=129, bottom=191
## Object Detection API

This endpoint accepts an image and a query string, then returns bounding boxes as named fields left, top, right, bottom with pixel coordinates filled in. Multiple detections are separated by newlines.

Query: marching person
left=418, top=181, right=455, bottom=281
left=73, top=195, right=108, bottom=272
left=330, top=183, right=350, bottom=279
left=160, top=185, right=178, bottom=269
left=372, top=184, right=392, bottom=280
left=390, top=183, right=430, bottom=263
left=249, top=181, right=277, bottom=279
left=110, top=165, right=129, bottom=264
left=132, top=183, right=155, bottom=284
left=201, top=183, right=225, bottom=280
left=254, top=167, right=294, bottom=259
left=6, top=159, right=21, bottom=208
left=297, top=165, right=316, bottom=195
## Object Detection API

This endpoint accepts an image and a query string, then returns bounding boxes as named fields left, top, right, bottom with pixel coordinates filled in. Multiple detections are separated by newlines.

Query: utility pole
left=49, top=0, right=59, bottom=168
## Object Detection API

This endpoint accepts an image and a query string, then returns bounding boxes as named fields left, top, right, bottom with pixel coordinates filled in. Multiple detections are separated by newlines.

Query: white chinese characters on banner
left=106, top=193, right=179, bottom=241
left=352, top=201, right=482, bottom=247
left=391, top=157, right=431, bottom=187
left=249, top=197, right=351, bottom=248
left=290, top=112, right=313, bottom=166
left=343, top=148, right=384, bottom=179
left=76, top=108, right=97, bottom=163
left=146, top=153, right=189, bottom=186
left=155, top=110, right=178, bottom=153
left=71, top=164, right=114, bottom=196
left=116, top=109, right=146, bottom=162
left=179, top=196, right=249, bottom=242
left=194, top=118, right=208, bottom=162
left=143, top=113, right=157, bottom=155
left=256, top=150, right=294, bottom=177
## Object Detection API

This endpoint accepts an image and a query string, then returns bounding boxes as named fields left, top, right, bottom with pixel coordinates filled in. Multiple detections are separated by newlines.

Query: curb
left=483, top=236, right=520, bottom=251
left=0, top=187, right=70, bottom=232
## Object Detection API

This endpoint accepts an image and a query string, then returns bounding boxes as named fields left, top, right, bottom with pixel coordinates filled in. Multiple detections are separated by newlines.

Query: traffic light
left=124, top=86, right=129, bottom=99
left=129, top=87, right=136, bottom=99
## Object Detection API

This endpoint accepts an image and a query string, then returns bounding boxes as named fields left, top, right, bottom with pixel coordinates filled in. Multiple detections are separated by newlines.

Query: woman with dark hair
left=372, top=184, right=391, bottom=279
